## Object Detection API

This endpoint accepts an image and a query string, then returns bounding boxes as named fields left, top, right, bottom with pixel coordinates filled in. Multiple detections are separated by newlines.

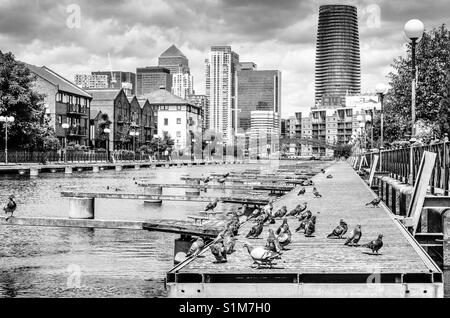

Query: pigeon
left=203, top=176, right=211, bottom=184
left=227, top=221, right=240, bottom=236
left=247, top=208, right=262, bottom=221
left=267, top=213, right=276, bottom=224
left=276, top=218, right=289, bottom=235
left=362, top=234, right=384, bottom=254
left=288, top=202, right=308, bottom=217
left=297, top=187, right=306, bottom=196
left=327, top=175, right=333, bottom=179
left=223, top=172, right=230, bottom=179
left=246, top=220, right=264, bottom=239
left=345, top=225, right=362, bottom=246
left=304, top=216, right=316, bottom=237
left=223, top=231, right=237, bottom=254
left=211, top=239, right=227, bottom=263
left=327, top=219, right=348, bottom=239
left=255, top=212, right=269, bottom=224
left=274, top=206, right=288, bottom=219
left=298, top=209, right=312, bottom=222
left=186, top=237, right=205, bottom=257
left=243, top=242, right=280, bottom=268
left=301, top=180, right=310, bottom=187
left=313, top=187, right=322, bottom=198
left=4, top=195, right=17, bottom=221
left=263, top=202, right=273, bottom=215
left=321, top=169, right=326, bottom=174
left=205, top=198, right=219, bottom=212
left=217, top=178, right=226, bottom=185
left=277, top=227, right=292, bottom=247
left=365, top=197, right=382, bottom=208
left=266, top=228, right=283, bottom=253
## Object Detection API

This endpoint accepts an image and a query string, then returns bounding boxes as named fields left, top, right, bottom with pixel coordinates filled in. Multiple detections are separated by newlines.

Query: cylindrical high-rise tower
left=315, top=4, right=361, bottom=105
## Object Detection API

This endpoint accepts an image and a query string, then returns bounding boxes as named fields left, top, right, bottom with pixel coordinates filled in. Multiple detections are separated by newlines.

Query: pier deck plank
left=173, top=162, right=440, bottom=276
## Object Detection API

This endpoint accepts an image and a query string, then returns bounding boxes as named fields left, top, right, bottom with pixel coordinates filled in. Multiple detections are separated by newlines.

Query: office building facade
left=236, top=69, right=281, bottom=134
left=136, top=67, right=172, bottom=96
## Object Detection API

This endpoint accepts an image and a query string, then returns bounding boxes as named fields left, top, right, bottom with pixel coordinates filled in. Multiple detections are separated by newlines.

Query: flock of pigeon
left=187, top=168, right=385, bottom=268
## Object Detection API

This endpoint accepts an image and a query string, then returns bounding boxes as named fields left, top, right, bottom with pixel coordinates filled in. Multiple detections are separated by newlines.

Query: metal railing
left=362, top=141, right=450, bottom=194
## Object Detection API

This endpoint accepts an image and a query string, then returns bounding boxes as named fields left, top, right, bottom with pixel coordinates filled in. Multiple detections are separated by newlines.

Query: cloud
left=0, top=0, right=449, bottom=117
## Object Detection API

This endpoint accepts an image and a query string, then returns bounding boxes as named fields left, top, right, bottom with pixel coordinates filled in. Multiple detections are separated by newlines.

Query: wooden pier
left=166, top=162, right=443, bottom=298
left=60, top=192, right=270, bottom=205
left=0, top=217, right=224, bottom=238
left=136, top=182, right=294, bottom=193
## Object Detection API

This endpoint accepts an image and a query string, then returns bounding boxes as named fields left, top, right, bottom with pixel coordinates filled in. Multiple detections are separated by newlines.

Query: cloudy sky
left=1, top=0, right=449, bottom=116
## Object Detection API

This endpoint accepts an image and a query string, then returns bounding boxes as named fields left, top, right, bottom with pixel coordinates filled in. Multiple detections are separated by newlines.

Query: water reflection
left=0, top=163, right=279, bottom=297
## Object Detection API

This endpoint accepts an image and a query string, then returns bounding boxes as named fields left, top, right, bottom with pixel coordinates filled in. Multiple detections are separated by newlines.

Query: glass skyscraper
left=315, top=4, right=361, bottom=106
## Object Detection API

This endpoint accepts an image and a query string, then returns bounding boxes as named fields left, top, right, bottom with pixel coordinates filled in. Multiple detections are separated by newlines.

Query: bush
left=334, top=144, right=353, bottom=159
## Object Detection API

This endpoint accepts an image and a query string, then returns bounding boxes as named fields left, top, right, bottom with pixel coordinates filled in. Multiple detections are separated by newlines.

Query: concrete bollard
left=30, top=167, right=40, bottom=177
left=115, top=165, right=123, bottom=172
left=65, top=166, right=73, bottom=175
left=100, top=166, right=105, bottom=171
left=77, top=167, right=83, bottom=172
left=50, top=168, right=57, bottom=174
left=144, top=186, right=163, bottom=195
left=68, top=197, right=95, bottom=219
left=18, top=169, right=26, bottom=176
left=92, top=166, right=100, bottom=173
left=135, top=165, right=141, bottom=170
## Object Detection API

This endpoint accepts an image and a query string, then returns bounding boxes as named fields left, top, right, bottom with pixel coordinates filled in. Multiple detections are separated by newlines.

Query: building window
left=164, top=118, right=168, bottom=126
left=58, top=115, right=62, bottom=125
left=176, top=131, right=181, bottom=138
left=177, top=118, right=181, bottom=125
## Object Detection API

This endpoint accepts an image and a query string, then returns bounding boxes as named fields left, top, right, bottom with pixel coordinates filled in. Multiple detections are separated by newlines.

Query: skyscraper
left=136, top=67, right=172, bottom=96
left=158, top=45, right=194, bottom=99
left=315, top=4, right=361, bottom=105
left=236, top=68, right=281, bottom=133
left=205, top=46, right=239, bottom=140
left=158, top=45, right=190, bottom=74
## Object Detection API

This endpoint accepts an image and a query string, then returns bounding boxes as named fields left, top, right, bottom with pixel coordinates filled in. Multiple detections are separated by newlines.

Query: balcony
left=67, top=104, right=87, bottom=117
left=67, top=126, right=88, bottom=137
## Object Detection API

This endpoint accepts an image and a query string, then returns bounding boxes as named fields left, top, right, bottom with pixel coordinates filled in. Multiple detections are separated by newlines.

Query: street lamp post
left=104, top=128, right=111, bottom=163
left=0, top=116, right=15, bottom=164
left=130, top=130, right=140, bottom=159
left=404, top=19, right=424, bottom=184
left=62, top=122, right=70, bottom=162
left=376, top=83, right=388, bottom=170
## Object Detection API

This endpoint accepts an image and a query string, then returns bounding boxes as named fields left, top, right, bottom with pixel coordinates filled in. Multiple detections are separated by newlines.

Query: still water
left=0, top=163, right=284, bottom=298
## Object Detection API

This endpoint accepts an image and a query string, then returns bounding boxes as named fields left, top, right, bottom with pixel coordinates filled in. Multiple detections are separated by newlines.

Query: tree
left=382, top=24, right=450, bottom=143
left=334, top=144, right=353, bottom=159
left=0, top=51, right=57, bottom=150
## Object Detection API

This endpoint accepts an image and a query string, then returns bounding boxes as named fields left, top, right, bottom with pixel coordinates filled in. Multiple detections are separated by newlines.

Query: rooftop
left=26, top=63, right=92, bottom=99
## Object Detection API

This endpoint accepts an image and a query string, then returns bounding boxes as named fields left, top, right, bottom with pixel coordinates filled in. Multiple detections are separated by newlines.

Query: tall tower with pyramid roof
left=158, top=45, right=194, bottom=99
left=158, top=45, right=190, bottom=75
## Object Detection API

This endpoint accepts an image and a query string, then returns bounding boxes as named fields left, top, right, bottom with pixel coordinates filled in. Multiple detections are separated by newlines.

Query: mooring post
left=30, top=167, right=40, bottom=177
left=68, top=197, right=95, bottom=219
left=115, top=165, right=123, bottom=172
left=135, top=164, right=141, bottom=170
left=92, top=166, right=100, bottom=173
left=65, top=166, right=73, bottom=175
left=174, top=234, right=194, bottom=265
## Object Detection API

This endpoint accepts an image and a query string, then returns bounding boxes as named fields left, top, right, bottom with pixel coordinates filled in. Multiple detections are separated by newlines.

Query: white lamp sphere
left=404, top=19, right=424, bottom=39
left=376, top=83, right=388, bottom=94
